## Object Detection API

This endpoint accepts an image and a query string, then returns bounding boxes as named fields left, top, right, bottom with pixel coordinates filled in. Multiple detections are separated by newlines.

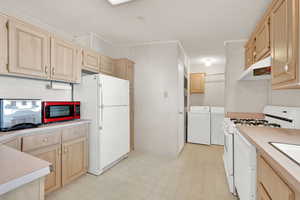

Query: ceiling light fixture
left=201, top=58, right=216, bottom=67
left=107, top=0, right=133, bottom=5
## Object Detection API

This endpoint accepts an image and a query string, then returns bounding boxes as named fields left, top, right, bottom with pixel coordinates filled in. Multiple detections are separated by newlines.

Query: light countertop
left=0, top=119, right=91, bottom=142
left=0, top=145, right=50, bottom=195
left=238, top=126, right=300, bottom=192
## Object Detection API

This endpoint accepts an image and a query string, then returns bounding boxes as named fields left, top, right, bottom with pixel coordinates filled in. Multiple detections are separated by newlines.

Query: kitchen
left=0, top=0, right=299, bottom=200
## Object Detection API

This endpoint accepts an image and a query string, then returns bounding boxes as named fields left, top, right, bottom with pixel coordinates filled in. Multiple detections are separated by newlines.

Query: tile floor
left=46, top=144, right=236, bottom=200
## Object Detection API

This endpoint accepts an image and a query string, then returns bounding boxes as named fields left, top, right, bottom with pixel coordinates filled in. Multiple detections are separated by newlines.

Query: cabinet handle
left=284, top=64, right=289, bottom=72
left=45, top=66, right=48, bottom=74
left=52, top=68, right=55, bottom=75
left=49, top=164, right=54, bottom=172
left=64, top=147, right=68, bottom=154
left=43, top=138, right=48, bottom=143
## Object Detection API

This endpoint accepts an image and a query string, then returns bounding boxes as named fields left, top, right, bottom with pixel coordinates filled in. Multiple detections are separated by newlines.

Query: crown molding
left=223, top=39, right=247, bottom=46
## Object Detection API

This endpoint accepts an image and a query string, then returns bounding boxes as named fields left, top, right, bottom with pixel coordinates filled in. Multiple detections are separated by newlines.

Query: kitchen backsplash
left=0, top=76, right=72, bottom=101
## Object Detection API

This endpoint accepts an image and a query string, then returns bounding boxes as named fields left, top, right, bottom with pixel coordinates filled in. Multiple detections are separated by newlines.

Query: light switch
left=163, top=91, right=168, bottom=99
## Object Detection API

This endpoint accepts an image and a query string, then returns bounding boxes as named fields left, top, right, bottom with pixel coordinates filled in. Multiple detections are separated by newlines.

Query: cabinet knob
left=284, top=65, right=289, bottom=72
left=64, top=147, right=68, bottom=154
left=43, top=138, right=48, bottom=143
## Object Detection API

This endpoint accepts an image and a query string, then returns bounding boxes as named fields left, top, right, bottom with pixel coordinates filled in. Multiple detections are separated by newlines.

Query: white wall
left=224, top=41, right=269, bottom=113
left=131, top=42, right=179, bottom=157
left=268, top=88, right=300, bottom=107
left=189, top=64, right=225, bottom=107
left=0, top=76, right=72, bottom=101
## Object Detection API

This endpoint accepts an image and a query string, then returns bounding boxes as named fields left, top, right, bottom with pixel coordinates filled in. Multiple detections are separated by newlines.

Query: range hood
left=239, top=56, right=272, bottom=81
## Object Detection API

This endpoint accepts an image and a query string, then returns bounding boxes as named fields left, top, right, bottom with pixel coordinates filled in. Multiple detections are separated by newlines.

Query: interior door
left=177, top=62, right=185, bottom=153
left=100, top=106, right=129, bottom=168
left=100, top=74, right=129, bottom=106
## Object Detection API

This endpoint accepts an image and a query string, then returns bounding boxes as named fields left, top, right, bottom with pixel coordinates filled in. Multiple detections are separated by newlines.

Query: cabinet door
left=190, top=73, right=205, bottom=94
left=50, top=37, right=77, bottom=82
left=258, top=184, right=272, bottom=200
left=8, top=18, right=50, bottom=78
left=0, top=14, right=7, bottom=73
left=255, top=17, right=271, bottom=61
left=62, top=137, right=87, bottom=186
left=245, top=38, right=255, bottom=69
left=82, top=49, right=99, bottom=73
left=0, top=137, right=21, bottom=150
left=258, top=156, right=294, bottom=200
left=29, top=145, right=61, bottom=194
left=271, top=0, right=297, bottom=85
left=100, top=55, right=114, bottom=75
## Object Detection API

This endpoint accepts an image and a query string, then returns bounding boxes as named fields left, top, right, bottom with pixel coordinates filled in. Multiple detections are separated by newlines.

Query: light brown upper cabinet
left=82, top=49, right=100, bottom=73
left=190, top=73, right=206, bottom=94
left=100, top=55, right=114, bottom=75
left=51, top=36, right=78, bottom=82
left=271, top=0, right=299, bottom=89
left=0, top=14, right=7, bottom=74
left=255, top=17, right=271, bottom=61
left=8, top=18, right=50, bottom=79
left=245, top=38, right=255, bottom=69
left=114, top=58, right=135, bottom=80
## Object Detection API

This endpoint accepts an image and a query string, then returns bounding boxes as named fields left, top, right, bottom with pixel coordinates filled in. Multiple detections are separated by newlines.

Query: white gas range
left=223, top=105, right=300, bottom=200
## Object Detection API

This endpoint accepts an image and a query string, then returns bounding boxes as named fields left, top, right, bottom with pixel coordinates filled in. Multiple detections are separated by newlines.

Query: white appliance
left=234, top=130, right=257, bottom=200
left=211, top=107, right=225, bottom=145
left=188, top=106, right=211, bottom=145
left=223, top=105, right=300, bottom=199
left=223, top=118, right=235, bottom=195
left=74, top=74, right=130, bottom=175
left=239, top=56, right=271, bottom=80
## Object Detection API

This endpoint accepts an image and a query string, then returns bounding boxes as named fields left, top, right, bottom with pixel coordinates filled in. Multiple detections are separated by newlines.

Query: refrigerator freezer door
left=100, top=75, right=129, bottom=106
left=100, top=106, right=130, bottom=169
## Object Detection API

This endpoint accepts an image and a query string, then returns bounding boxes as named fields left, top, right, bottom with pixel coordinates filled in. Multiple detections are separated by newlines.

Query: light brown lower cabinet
left=62, top=137, right=87, bottom=186
left=0, top=178, right=45, bottom=200
left=257, top=155, right=295, bottom=200
left=22, top=123, right=88, bottom=194
left=28, top=145, right=61, bottom=194
left=0, top=137, right=21, bottom=150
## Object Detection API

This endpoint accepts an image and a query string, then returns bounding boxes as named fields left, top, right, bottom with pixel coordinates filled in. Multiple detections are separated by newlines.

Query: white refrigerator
left=74, top=74, right=130, bottom=175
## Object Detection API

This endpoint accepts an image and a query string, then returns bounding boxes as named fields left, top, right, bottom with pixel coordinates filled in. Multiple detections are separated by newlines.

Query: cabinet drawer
left=0, top=137, right=21, bottom=150
left=62, top=124, right=88, bottom=142
left=22, top=131, right=61, bottom=152
left=258, top=156, right=294, bottom=200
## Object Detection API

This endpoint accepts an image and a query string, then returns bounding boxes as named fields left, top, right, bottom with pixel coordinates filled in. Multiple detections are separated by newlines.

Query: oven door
left=234, top=130, right=256, bottom=200
left=223, top=129, right=235, bottom=194
left=43, top=102, right=74, bottom=123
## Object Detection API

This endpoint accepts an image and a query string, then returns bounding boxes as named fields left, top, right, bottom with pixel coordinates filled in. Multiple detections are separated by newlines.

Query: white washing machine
left=211, top=107, right=225, bottom=145
left=188, top=106, right=211, bottom=145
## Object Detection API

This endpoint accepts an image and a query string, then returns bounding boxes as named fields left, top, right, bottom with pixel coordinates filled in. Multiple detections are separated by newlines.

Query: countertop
left=226, top=112, right=265, bottom=119
left=238, top=126, right=300, bottom=191
left=0, top=145, right=50, bottom=195
left=0, top=119, right=91, bottom=142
